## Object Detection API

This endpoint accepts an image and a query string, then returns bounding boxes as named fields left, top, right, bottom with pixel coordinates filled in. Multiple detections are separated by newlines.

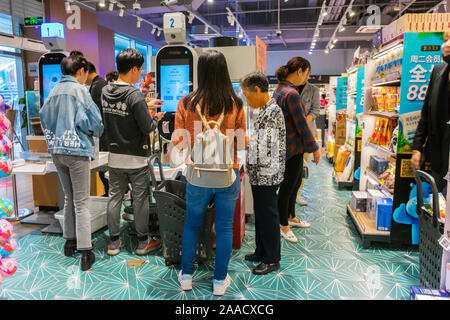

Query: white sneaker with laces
left=178, top=271, right=193, bottom=291
left=280, top=229, right=298, bottom=243
left=213, top=274, right=232, bottom=296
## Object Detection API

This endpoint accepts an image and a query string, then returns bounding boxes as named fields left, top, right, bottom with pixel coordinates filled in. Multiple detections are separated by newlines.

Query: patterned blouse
left=246, top=99, right=286, bottom=186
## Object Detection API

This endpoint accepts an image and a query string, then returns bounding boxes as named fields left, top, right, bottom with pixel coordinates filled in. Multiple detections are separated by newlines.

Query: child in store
left=241, top=72, right=286, bottom=275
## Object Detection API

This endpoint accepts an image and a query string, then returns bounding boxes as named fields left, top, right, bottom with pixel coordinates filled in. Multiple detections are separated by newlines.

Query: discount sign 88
left=407, top=84, right=428, bottom=101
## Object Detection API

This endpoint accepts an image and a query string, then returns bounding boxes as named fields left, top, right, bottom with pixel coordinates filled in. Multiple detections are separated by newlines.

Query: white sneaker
left=296, top=196, right=308, bottom=206
left=289, top=219, right=311, bottom=228
left=280, top=229, right=298, bottom=243
left=213, top=274, right=232, bottom=296
left=178, top=271, right=193, bottom=291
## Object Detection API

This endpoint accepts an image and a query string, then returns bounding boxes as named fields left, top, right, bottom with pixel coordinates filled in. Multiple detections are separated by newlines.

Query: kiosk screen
left=160, top=59, right=190, bottom=113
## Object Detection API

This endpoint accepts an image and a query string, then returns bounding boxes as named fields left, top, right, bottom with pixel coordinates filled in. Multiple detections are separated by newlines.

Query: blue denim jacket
left=39, top=75, right=104, bottom=159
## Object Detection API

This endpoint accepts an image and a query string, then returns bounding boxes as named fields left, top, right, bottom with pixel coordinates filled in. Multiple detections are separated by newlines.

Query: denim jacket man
left=40, top=75, right=104, bottom=159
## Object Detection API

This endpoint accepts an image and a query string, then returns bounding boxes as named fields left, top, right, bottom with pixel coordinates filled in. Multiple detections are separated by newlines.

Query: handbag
left=186, top=105, right=236, bottom=188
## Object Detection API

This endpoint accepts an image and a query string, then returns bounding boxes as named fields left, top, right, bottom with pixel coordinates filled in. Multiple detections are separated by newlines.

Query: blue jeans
left=181, top=169, right=240, bottom=281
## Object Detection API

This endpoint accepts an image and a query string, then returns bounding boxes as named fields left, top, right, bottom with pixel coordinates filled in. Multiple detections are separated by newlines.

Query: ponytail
left=276, top=56, right=311, bottom=81
left=275, top=65, right=289, bottom=81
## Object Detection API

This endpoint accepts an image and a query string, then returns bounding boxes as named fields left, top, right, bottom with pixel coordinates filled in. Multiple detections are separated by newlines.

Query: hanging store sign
left=398, top=32, right=444, bottom=153
left=24, top=17, right=44, bottom=27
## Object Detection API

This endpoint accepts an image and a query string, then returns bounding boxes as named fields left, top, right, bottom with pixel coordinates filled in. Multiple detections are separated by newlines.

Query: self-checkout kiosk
left=155, top=12, right=198, bottom=114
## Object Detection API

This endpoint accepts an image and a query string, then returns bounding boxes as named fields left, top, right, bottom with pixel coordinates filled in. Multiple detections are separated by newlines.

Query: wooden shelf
left=347, top=204, right=390, bottom=248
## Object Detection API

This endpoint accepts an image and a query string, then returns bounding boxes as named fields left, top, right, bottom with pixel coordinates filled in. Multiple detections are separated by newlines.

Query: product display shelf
left=372, top=79, right=401, bottom=87
left=366, top=142, right=396, bottom=158
left=365, top=167, right=394, bottom=195
left=367, top=111, right=399, bottom=119
left=333, top=170, right=354, bottom=190
left=346, top=204, right=390, bottom=248
left=348, top=32, right=445, bottom=248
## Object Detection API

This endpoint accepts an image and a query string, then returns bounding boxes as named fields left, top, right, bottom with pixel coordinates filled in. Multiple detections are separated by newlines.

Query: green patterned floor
left=0, top=160, right=419, bottom=300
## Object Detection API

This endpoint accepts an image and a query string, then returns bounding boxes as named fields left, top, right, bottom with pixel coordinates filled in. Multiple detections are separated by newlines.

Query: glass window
left=135, top=41, right=148, bottom=73
left=0, top=12, right=13, bottom=35
left=114, top=34, right=132, bottom=64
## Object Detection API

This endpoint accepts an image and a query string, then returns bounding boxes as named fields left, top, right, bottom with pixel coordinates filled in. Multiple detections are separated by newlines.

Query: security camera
left=161, top=0, right=178, bottom=6
left=276, top=29, right=282, bottom=37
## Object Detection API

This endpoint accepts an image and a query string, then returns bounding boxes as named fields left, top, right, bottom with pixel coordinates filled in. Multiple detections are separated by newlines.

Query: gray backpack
left=186, top=104, right=236, bottom=188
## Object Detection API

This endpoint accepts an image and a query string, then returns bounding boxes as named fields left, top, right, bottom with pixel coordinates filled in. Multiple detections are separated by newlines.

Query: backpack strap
left=195, top=104, right=211, bottom=130
left=195, top=104, right=225, bottom=131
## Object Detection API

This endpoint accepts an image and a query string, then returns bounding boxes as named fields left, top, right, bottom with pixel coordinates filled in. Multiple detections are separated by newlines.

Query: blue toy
left=354, top=167, right=361, bottom=180
left=393, top=182, right=432, bottom=245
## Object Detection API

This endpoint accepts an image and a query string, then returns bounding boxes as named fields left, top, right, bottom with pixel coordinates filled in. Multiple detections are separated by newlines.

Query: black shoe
left=81, top=250, right=96, bottom=271
left=64, top=240, right=77, bottom=257
left=252, top=262, right=280, bottom=275
left=245, top=253, right=262, bottom=262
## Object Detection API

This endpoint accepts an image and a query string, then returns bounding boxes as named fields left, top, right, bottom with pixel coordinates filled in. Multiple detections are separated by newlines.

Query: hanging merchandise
left=0, top=135, right=12, bottom=156
left=0, top=157, right=13, bottom=179
left=0, top=114, right=11, bottom=135
left=0, top=199, right=14, bottom=218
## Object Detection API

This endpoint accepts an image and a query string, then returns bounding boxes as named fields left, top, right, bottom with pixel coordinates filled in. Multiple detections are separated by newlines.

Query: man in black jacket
left=102, top=49, right=164, bottom=256
left=412, top=31, right=450, bottom=193
left=86, top=62, right=109, bottom=196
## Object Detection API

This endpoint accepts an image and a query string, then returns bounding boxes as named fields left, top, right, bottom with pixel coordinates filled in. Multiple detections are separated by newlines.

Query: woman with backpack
left=172, top=50, right=247, bottom=296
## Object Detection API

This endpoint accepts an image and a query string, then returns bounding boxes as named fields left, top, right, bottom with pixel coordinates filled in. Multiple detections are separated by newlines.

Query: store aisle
left=0, top=159, right=419, bottom=300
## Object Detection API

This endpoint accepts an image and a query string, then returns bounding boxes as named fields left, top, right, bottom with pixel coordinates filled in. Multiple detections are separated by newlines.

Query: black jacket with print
left=101, top=83, right=158, bottom=157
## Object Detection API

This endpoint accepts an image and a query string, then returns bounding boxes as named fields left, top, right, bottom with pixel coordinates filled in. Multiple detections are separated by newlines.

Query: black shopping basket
left=415, top=170, right=445, bottom=289
left=149, top=155, right=214, bottom=266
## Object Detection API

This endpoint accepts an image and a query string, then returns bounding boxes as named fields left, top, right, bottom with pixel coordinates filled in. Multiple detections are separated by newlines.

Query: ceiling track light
left=325, top=49, right=329, bottom=54
left=108, top=1, right=116, bottom=11
left=157, top=29, right=161, bottom=37
left=136, top=17, right=141, bottom=28
left=99, top=0, right=106, bottom=8
left=339, top=25, right=345, bottom=32
left=207, top=0, right=213, bottom=3
left=348, top=6, right=355, bottom=17
left=188, top=12, right=195, bottom=24
left=151, top=27, right=156, bottom=34
left=204, top=25, right=208, bottom=34
left=118, top=6, right=124, bottom=17
left=133, top=0, right=141, bottom=11
left=333, top=38, right=338, bottom=44
left=65, top=0, right=73, bottom=14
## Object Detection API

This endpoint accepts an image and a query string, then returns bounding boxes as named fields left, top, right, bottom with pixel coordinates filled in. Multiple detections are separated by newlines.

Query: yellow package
left=335, top=149, right=351, bottom=172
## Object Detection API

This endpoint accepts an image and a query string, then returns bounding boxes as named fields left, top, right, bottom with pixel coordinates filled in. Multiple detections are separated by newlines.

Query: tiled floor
left=0, top=159, right=419, bottom=300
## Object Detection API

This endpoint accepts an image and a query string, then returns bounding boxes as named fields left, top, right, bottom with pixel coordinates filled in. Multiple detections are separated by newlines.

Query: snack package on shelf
left=378, top=163, right=396, bottom=190
left=335, top=146, right=351, bottom=172
left=370, top=155, right=390, bottom=175
left=370, top=86, right=400, bottom=113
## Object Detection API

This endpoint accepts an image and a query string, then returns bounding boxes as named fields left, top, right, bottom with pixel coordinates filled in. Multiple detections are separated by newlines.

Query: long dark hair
left=184, top=50, right=243, bottom=116
left=275, top=56, right=311, bottom=81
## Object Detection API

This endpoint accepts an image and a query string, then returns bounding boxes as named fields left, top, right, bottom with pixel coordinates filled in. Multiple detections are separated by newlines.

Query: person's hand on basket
left=411, top=151, right=421, bottom=171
